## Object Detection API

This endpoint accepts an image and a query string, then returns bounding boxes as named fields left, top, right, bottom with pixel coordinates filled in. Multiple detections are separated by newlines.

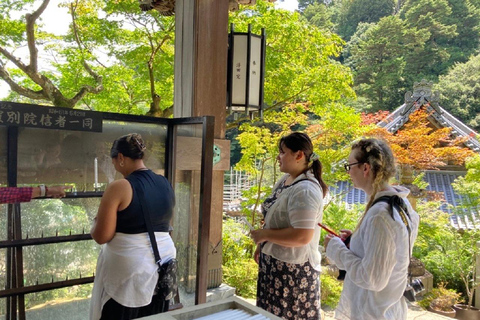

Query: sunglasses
left=344, top=161, right=363, bottom=172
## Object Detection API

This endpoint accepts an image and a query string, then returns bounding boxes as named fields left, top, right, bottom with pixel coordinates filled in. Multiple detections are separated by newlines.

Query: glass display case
left=0, top=102, right=214, bottom=319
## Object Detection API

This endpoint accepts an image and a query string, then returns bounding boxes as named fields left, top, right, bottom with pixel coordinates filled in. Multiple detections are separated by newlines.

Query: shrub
left=413, top=200, right=467, bottom=293
left=418, top=283, right=462, bottom=311
left=321, top=201, right=362, bottom=242
left=222, top=218, right=257, bottom=299
left=320, top=273, right=343, bottom=309
left=223, top=259, right=258, bottom=299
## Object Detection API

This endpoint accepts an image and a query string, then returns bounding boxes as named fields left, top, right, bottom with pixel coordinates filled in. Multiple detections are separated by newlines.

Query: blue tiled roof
left=330, top=170, right=480, bottom=229
left=329, top=181, right=366, bottom=206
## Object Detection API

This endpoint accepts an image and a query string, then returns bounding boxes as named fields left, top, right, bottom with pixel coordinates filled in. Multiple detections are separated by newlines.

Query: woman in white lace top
left=250, top=132, right=328, bottom=320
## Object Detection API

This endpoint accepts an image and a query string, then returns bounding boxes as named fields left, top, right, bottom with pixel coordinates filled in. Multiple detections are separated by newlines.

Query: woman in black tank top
left=90, top=133, right=176, bottom=320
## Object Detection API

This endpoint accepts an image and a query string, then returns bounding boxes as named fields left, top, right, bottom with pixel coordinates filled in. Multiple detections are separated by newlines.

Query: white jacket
left=326, top=186, right=419, bottom=320
left=89, top=232, right=175, bottom=320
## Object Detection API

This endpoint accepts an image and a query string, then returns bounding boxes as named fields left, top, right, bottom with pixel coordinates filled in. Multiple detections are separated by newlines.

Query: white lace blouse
left=261, top=172, right=324, bottom=270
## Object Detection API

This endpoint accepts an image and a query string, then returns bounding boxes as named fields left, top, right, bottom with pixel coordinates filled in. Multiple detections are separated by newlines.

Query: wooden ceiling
left=140, top=0, right=277, bottom=16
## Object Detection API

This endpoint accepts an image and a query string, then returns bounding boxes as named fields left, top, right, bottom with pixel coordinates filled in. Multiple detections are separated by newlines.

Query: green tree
left=441, top=0, right=480, bottom=68
left=302, top=2, right=335, bottom=31
left=230, top=0, right=355, bottom=110
left=298, top=0, right=324, bottom=12
left=346, top=16, right=427, bottom=111
left=452, top=155, right=480, bottom=207
left=435, top=54, right=480, bottom=130
left=335, top=0, right=395, bottom=41
left=401, top=0, right=458, bottom=78
left=0, top=0, right=175, bottom=115
left=0, top=0, right=103, bottom=108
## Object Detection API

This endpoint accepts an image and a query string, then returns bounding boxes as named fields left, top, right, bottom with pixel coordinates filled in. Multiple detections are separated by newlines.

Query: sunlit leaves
left=366, top=108, right=476, bottom=169
left=230, top=0, right=355, bottom=109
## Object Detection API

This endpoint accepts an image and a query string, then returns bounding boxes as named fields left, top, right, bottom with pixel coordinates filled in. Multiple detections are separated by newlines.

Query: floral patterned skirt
left=257, top=252, right=321, bottom=320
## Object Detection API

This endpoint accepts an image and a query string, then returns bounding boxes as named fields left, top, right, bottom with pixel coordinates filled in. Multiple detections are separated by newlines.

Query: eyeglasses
left=344, top=161, right=363, bottom=172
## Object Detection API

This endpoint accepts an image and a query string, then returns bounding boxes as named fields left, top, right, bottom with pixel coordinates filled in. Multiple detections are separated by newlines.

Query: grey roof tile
left=331, top=170, right=479, bottom=229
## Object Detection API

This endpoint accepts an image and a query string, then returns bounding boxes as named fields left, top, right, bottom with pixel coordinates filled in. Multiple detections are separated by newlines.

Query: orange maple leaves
left=365, top=107, right=476, bottom=170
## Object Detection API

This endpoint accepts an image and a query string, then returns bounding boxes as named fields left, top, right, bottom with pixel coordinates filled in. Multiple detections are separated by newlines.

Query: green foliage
left=418, top=283, right=462, bottom=311
left=302, top=3, right=335, bottom=31
left=300, top=0, right=480, bottom=115
left=320, top=273, right=343, bottom=308
left=346, top=15, right=427, bottom=111
left=413, top=200, right=480, bottom=306
left=336, top=0, right=395, bottom=41
left=435, top=55, right=480, bottom=130
left=321, top=202, right=362, bottom=241
left=298, top=0, right=324, bottom=12
left=412, top=172, right=429, bottom=190
left=401, top=0, right=458, bottom=78
left=231, top=0, right=355, bottom=109
left=223, top=259, right=258, bottom=299
left=239, top=185, right=272, bottom=227
left=441, top=0, right=480, bottom=67
left=222, top=218, right=258, bottom=299
left=0, top=0, right=174, bottom=114
left=452, top=155, right=480, bottom=206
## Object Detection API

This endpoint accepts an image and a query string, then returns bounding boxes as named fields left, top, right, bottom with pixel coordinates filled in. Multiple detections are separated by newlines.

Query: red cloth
left=0, top=187, right=33, bottom=204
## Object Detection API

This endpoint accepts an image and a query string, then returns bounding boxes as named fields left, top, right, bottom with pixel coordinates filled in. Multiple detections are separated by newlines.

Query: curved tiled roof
left=379, top=104, right=480, bottom=152
left=330, top=170, right=480, bottom=229
left=378, top=79, right=480, bottom=152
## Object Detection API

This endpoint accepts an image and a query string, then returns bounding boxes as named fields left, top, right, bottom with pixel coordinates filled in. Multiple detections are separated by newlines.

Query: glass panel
left=172, top=123, right=204, bottom=307
left=17, top=121, right=168, bottom=191
left=22, top=242, right=98, bottom=286
left=24, top=285, right=92, bottom=320
left=0, top=127, right=6, bottom=186
left=0, top=204, right=7, bottom=240
left=0, top=298, right=5, bottom=319
left=20, top=198, right=100, bottom=238
left=0, top=248, right=5, bottom=290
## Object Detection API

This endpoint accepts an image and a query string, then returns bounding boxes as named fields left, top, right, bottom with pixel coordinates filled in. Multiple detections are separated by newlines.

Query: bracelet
left=39, top=184, right=46, bottom=197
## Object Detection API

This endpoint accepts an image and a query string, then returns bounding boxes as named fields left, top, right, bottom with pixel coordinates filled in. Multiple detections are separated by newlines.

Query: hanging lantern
left=227, top=24, right=266, bottom=119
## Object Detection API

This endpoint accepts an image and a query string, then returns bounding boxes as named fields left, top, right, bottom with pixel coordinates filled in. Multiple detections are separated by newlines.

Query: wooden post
left=174, top=0, right=229, bottom=304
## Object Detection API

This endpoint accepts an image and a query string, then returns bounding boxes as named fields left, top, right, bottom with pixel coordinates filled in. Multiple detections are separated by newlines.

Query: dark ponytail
left=310, top=158, right=328, bottom=199
left=110, top=133, right=146, bottom=159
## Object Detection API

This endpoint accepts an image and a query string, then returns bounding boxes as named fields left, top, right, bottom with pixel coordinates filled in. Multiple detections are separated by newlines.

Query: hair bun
left=127, top=133, right=147, bottom=152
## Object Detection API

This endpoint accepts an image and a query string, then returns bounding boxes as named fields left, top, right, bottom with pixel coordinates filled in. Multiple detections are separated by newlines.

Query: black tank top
left=116, top=169, right=175, bottom=234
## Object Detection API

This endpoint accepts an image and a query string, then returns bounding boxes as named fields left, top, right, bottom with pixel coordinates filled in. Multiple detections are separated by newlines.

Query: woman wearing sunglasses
left=324, top=138, right=419, bottom=320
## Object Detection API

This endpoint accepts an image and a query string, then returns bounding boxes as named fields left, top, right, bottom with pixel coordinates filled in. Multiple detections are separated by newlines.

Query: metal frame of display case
left=0, top=102, right=214, bottom=320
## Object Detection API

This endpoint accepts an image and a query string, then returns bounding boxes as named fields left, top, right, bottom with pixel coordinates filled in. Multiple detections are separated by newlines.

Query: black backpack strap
left=289, top=177, right=319, bottom=188
left=372, top=195, right=411, bottom=225
left=137, top=184, right=162, bottom=268
left=372, top=194, right=413, bottom=280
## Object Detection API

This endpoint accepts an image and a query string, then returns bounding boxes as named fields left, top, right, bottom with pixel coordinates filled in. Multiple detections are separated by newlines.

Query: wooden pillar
left=174, top=0, right=229, bottom=297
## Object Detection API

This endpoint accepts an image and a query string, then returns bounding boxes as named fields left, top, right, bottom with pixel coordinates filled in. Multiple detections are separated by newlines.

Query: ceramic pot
left=427, top=306, right=455, bottom=318
left=453, top=304, right=480, bottom=320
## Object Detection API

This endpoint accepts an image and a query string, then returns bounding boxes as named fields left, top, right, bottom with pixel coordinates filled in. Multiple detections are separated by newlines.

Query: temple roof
left=377, top=79, right=480, bottom=153
left=330, top=171, right=480, bottom=229
left=331, top=80, right=480, bottom=229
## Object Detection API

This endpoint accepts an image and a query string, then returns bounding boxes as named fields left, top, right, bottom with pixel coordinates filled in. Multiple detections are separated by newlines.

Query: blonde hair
left=352, top=138, right=396, bottom=229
